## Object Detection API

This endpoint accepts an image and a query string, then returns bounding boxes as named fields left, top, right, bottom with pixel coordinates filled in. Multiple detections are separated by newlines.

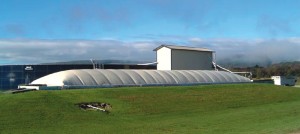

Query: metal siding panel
left=171, top=50, right=213, bottom=70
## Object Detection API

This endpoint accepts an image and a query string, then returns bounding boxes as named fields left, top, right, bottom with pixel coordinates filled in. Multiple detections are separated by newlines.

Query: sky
left=1, top=0, right=300, bottom=66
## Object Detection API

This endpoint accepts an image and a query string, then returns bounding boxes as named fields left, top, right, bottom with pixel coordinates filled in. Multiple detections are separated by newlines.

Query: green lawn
left=1, top=84, right=300, bottom=133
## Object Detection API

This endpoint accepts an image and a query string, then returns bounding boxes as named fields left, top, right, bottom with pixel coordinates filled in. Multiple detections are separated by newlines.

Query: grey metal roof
left=153, top=45, right=214, bottom=52
left=31, top=69, right=251, bottom=88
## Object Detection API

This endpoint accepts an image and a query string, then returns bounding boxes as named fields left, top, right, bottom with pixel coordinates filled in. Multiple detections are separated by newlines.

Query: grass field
left=1, top=84, right=300, bottom=133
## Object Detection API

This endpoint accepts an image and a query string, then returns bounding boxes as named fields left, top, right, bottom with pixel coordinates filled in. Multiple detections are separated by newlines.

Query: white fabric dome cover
left=31, top=69, right=251, bottom=88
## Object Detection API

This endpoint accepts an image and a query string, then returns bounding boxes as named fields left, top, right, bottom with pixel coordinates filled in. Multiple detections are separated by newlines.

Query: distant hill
left=229, top=61, right=300, bottom=78
left=217, top=57, right=273, bottom=68
left=272, top=61, right=300, bottom=67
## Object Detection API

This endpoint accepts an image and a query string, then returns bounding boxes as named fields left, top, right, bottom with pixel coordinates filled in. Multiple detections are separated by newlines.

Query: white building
left=154, top=45, right=215, bottom=70
left=271, top=76, right=297, bottom=86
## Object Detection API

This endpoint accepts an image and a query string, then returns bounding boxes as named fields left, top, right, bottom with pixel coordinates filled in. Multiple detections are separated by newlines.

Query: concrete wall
left=157, top=47, right=172, bottom=70
left=171, top=50, right=213, bottom=70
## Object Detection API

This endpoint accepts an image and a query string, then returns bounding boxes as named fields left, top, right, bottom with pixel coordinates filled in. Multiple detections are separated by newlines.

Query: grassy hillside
left=1, top=84, right=300, bottom=133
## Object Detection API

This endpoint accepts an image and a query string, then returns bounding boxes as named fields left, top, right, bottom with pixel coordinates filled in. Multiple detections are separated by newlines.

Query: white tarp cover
left=31, top=69, right=251, bottom=88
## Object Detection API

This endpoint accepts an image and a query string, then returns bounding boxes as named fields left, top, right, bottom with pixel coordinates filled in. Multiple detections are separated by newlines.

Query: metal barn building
left=10, top=45, right=253, bottom=90
left=154, top=45, right=215, bottom=70
left=30, top=69, right=251, bottom=89
left=0, top=60, right=155, bottom=90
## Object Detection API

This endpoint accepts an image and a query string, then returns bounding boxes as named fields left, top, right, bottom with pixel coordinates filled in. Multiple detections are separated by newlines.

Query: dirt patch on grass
left=76, top=102, right=112, bottom=113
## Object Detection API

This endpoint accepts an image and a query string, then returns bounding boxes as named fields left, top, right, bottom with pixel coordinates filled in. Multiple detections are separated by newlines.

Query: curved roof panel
left=31, top=69, right=251, bottom=88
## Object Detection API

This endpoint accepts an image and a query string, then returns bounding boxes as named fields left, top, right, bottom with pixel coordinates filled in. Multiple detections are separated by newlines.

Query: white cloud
left=0, top=38, right=299, bottom=66
left=0, top=39, right=157, bottom=64
left=188, top=38, right=300, bottom=66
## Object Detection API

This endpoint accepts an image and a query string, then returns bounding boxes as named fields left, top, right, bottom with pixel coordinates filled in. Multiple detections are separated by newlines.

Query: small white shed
left=271, top=76, right=297, bottom=86
left=154, top=45, right=215, bottom=70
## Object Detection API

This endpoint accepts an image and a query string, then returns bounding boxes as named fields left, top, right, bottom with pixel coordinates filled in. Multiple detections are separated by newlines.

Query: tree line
left=229, top=61, right=300, bottom=79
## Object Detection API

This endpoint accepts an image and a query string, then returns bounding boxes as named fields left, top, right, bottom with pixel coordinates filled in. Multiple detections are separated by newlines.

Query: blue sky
left=1, top=0, right=300, bottom=65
